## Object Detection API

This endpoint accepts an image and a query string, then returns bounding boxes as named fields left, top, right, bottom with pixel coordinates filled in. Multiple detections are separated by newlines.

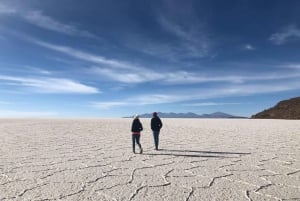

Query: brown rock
left=251, top=97, right=300, bottom=119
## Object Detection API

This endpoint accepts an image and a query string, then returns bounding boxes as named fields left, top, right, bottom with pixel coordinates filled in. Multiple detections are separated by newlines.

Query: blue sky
left=0, top=0, right=300, bottom=118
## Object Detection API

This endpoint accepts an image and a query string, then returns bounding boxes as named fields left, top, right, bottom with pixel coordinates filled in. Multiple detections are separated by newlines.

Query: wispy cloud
left=91, top=94, right=182, bottom=110
left=91, top=101, right=127, bottom=110
left=0, top=3, right=16, bottom=14
left=183, top=102, right=241, bottom=106
left=0, top=75, right=99, bottom=94
left=32, top=40, right=300, bottom=85
left=30, top=40, right=300, bottom=86
left=92, top=65, right=300, bottom=84
left=90, top=79, right=300, bottom=110
left=131, top=94, right=184, bottom=105
left=23, top=10, right=97, bottom=38
left=169, top=69, right=300, bottom=84
left=270, top=25, right=300, bottom=45
left=0, top=2, right=97, bottom=38
left=25, top=66, right=52, bottom=75
left=286, top=64, right=300, bottom=69
left=243, top=44, right=255, bottom=50
left=158, top=16, right=210, bottom=58
left=125, top=15, right=211, bottom=61
left=91, top=66, right=163, bottom=84
left=34, top=40, right=135, bottom=69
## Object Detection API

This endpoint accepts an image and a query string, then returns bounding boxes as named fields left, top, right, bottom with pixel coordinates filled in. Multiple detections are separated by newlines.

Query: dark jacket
left=131, top=119, right=143, bottom=133
left=151, top=116, right=162, bottom=131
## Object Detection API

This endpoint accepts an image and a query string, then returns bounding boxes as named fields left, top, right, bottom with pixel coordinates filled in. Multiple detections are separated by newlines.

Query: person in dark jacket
left=131, top=114, right=143, bottom=154
left=151, top=112, right=163, bottom=150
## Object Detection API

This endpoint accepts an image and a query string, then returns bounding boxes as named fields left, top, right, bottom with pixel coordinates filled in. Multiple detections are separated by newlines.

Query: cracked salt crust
left=0, top=119, right=299, bottom=201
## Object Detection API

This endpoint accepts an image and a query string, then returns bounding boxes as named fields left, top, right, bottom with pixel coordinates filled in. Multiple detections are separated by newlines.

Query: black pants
left=152, top=131, right=160, bottom=150
left=132, top=134, right=142, bottom=151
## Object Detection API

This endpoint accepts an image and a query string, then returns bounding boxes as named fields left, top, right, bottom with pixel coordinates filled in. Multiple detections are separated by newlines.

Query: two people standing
left=131, top=112, right=163, bottom=154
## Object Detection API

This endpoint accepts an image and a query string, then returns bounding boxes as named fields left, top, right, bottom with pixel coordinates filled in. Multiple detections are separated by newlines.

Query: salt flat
left=0, top=119, right=299, bottom=201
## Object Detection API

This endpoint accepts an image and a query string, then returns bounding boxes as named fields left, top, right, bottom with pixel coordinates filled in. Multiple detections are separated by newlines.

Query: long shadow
left=141, top=149, right=251, bottom=158
left=159, top=149, right=251, bottom=155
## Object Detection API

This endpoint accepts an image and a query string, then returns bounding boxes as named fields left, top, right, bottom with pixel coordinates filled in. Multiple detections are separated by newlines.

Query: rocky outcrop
left=252, top=97, right=300, bottom=119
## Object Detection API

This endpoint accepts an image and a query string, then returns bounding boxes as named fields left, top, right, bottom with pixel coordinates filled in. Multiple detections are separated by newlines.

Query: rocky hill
left=251, top=97, right=300, bottom=119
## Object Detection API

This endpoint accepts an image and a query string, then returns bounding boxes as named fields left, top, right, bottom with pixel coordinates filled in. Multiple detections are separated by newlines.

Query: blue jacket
left=151, top=116, right=162, bottom=131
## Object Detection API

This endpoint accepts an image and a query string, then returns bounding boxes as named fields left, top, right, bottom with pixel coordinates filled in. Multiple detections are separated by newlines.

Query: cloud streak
left=0, top=2, right=97, bottom=38
left=183, top=102, right=241, bottom=106
left=91, top=65, right=300, bottom=84
left=270, top=25, right=300, bottom=45
left=23, top=10, right=97, bottom=38
left=28, top=39, right=300, bottom=86
left=0, top=75, right=99, bottom=94
left=91, top=101, right=127, bottom=110
left=0, top=3, right=16, bottom=14
left=34, top=40, right=136, bottom=70
left=158, top=16, right=210, bottom=58
left=243, top=44, right=255, bottom=50
left=92, top=80, right=300, bottom=109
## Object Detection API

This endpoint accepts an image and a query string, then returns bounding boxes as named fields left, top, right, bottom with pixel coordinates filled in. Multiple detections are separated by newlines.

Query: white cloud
left=286, top=64, right=300, bottom=69
left=131, top=94, right=183, bottom=105
left=91, top=67, right=163, bottom=84
left=183, top=102, right=241, bottom=106
left=32, top=40, right=300, bottom=85
left=165, top=70, right=300, bottom=84
left=158, top=17, right=209, bottom=58
left=270, top=25, right=300, bottom=45
left=0, top=3, right=16, bottom=14
left=123, top=15, right=211, bottom=61
left=25, top=66, right=52, bottom=75
left=92, top=64, right=300, bottom=85
left=91, top=94, right=183, bottom=110
left=0, top=75, right=99, bottom=94
left=89, top=80, right=300, bottom=110
left=244, top=44, right=255, bottom=50
left=0, top=3, right=97, bottom=38
left=34, top=40, right=135, bottom=70
left=91, top=101, right=127, bottom=110
left=23, top=10, right=97, bottom=38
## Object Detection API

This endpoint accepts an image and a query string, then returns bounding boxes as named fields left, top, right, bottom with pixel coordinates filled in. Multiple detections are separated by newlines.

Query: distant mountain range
left=252, top=97, right=300, bottom=119
left=125, top=112, right=246, bottom=118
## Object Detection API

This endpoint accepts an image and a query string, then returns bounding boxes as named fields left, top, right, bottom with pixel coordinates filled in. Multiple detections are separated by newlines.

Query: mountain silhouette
left=126, top=112, right=245, bottom=118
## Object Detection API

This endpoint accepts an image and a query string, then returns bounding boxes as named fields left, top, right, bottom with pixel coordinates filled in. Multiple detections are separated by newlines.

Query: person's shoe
left=139, top=148, right=143, bottom=154
left=133, top=150, right=136, bottom=154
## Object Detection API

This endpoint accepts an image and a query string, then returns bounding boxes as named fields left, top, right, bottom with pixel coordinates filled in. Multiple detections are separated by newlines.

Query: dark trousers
left=152, top=131, right=160, bottom=149
left=132, top=134, right=142, bottom=151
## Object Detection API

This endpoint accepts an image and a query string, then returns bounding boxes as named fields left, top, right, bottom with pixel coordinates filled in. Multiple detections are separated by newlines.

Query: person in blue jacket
left=151, top=112, right=163, bottom=150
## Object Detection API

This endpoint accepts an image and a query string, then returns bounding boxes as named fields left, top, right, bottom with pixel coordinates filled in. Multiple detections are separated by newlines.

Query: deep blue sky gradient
left=0, top=0, right=300, bottom=117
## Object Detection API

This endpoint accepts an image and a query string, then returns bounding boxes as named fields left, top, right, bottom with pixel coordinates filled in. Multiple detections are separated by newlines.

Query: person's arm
left=131, top=122, right=134, bottom=132
left=140, top=122, right=143, bottom=131
left=159, top=118, right=163, bottom=128
left=150, top=118, right=154, bottom=130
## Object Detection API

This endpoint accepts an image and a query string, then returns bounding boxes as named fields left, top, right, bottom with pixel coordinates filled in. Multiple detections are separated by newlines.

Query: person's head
left=134, top=114, right=139, bottom=119
left=153, top=112, right=157, bottom=117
